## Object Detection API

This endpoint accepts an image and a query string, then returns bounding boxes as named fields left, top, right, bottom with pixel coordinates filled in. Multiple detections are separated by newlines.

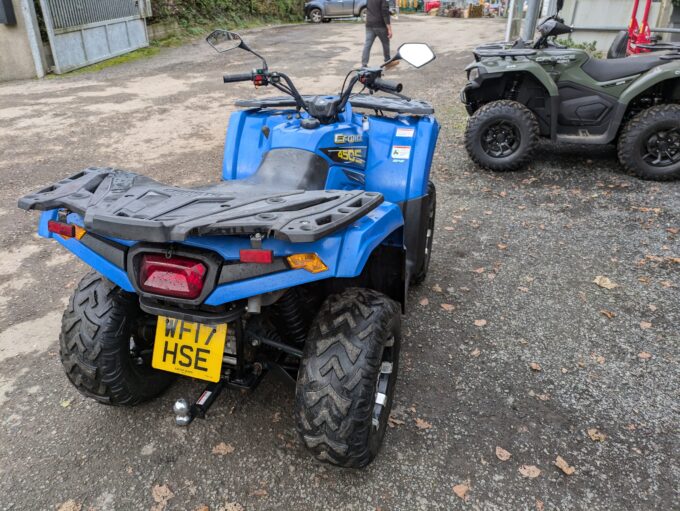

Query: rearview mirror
left=396, top=43, right=436, bottom=69
left=207, top=30, right=243, bottom=53
left=206, top=29, right=268, bottom=70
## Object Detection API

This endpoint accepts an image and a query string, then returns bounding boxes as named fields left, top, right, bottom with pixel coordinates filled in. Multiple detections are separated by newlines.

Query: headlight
left=467, top=68, right=480, bottom=81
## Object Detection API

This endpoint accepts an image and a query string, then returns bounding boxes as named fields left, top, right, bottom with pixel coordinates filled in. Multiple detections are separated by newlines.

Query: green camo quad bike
left=461, top=10, right=680, bottom=180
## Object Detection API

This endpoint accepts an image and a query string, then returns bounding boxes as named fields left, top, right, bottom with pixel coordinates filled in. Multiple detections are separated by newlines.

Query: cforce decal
left=334, top=133, right=364, bottom=144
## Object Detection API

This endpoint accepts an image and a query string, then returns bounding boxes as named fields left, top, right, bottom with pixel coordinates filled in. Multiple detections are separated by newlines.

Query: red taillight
left=47, top=220, right=86, bottom=239
left=139, top=254, right=207, bottom=299
left=239, top=249, right=273, bottom=264
left=47, top=220, right=75, bottom=238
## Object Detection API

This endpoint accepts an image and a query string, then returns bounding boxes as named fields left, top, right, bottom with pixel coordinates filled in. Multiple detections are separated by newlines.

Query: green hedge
left=151, top=0, right=306, bottom=24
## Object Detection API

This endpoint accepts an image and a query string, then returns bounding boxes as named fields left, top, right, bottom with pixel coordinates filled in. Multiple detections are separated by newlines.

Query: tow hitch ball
left=173, top=380, right=224, bottom=426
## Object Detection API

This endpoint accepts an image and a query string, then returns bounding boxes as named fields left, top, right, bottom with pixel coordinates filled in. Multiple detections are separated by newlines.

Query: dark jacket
left=366, top=0, right=390, bottom=28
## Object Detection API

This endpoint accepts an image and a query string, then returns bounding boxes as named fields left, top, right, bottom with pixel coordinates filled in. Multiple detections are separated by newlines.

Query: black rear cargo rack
left=18, top=167, right=383, bottom=243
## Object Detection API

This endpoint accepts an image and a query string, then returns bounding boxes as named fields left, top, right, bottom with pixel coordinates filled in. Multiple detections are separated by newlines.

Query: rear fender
left=38, top=203, right=405, bottom=306
left=38, top=210, right=134, bottom=292
left=619, top=64, right=680, bottom=104
left=202, top=202, right=404, bottom=305
left=305, top=1, right=324, bottom=15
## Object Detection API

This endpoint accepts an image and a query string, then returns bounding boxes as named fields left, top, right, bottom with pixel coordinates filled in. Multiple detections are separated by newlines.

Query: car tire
left=617, top=104, right=680, bottom=181
left=411, top=180, right=436, bottom=285
left=359, top=8, right=367, bottom=22
left=309, top=8, right=323, bottom=23
left=60, top=270, right=175, bottom=406
left=295, top=288, right=401, bottom=468
left=465, top=100, right=539, bottom=172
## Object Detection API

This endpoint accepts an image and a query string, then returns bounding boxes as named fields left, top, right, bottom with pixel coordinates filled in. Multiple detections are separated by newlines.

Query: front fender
left=465, top=60, right=559, bottom=97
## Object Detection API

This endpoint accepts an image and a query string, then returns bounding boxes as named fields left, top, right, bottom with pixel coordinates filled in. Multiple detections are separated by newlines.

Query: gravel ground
left=0, top=15, right=678, bottom=511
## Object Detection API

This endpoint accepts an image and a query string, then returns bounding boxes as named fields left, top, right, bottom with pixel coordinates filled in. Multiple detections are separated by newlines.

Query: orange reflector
left=286, top=253, right=328, bottom=274
left=74, top=226, right=86, bottom=240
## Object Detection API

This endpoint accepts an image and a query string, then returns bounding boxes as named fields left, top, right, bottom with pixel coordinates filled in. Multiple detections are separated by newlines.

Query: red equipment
left=626, top=0, right=654, bottom=55
left=424, top=1, right=440, bottom=13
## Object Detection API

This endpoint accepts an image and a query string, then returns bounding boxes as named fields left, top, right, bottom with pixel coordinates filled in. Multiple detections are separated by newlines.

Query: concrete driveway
left=0, top=15, right=678, bottom=511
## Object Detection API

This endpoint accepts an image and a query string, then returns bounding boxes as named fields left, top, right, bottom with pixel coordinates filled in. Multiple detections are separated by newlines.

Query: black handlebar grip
left=374, top=78, right=403, bottom=93
left=223, top=72, right=253, bottom=83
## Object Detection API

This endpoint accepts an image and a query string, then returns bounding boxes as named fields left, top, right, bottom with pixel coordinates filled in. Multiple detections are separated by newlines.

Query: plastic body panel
left=223, top=102, right=440, bottom=203
left=617, top=62, right=680, bottom=104
left=37, top=202, right=404, bottom=306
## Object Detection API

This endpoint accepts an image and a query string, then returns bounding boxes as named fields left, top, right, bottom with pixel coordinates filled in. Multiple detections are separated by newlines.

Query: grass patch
left=49, top=46, right=161, bottom=77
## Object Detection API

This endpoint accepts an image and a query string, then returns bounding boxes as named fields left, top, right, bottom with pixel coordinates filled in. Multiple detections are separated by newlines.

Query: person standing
left=361, top=0, right=395, bottom=68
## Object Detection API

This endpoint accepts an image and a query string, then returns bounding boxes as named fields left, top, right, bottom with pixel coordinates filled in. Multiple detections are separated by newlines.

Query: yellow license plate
left=152, top=316, right=227, bottom=382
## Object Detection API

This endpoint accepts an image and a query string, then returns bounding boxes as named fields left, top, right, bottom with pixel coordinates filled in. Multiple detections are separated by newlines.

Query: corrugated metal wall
left=46, top=0, right=139, bottom=30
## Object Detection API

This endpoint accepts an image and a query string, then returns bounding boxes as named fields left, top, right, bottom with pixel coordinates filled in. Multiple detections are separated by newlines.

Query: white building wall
left=561, top=0, right=664, bottom=50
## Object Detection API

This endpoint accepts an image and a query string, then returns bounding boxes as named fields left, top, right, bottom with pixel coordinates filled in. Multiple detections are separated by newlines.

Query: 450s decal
left=321, top=146, right=367, bottom=167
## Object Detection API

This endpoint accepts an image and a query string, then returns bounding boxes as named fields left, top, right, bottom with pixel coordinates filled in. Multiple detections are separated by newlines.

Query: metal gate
left=39, top=0, right=149, bottom=74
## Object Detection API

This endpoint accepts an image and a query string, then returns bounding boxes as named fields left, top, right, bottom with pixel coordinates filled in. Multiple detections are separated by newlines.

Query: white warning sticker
left=391, top=145, right=412, bottom=160
left=395, top=127, right=415, bottom=138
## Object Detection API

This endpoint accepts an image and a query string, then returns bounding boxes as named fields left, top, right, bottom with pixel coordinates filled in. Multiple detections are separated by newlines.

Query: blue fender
left=39, top=210, right=135, bottom=292
left=202, top=202, right=404, bottom=305
left=38, top=202, right=404, bottom=306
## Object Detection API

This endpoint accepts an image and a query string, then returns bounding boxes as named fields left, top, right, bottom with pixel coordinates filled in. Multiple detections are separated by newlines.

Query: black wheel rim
left=481, top=121, right=521, bottom=158
left=642, top=127, right=680, bottom=168
left=372, top=337, right=395, bottom=431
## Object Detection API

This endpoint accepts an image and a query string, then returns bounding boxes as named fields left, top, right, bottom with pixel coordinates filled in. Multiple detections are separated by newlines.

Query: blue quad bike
left=18, top=31, right=438, bottom=468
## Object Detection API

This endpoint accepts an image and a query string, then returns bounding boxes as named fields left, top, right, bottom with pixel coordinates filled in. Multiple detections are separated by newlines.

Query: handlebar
left=223, top=72, right=253, bottom=83
left=221, top=67, right=406, bottom=123
left=373, top=78, right=403, bottom=94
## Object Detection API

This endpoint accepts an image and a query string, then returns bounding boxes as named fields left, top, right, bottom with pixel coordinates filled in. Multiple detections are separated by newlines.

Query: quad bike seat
left=204, top=148, right=330, bottom=192
left=581, top=53, right=668, bottom=82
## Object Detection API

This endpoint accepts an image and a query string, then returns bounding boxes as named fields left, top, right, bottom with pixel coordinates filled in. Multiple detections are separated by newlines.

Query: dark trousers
left=361, top=26, right=390, bottom=67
